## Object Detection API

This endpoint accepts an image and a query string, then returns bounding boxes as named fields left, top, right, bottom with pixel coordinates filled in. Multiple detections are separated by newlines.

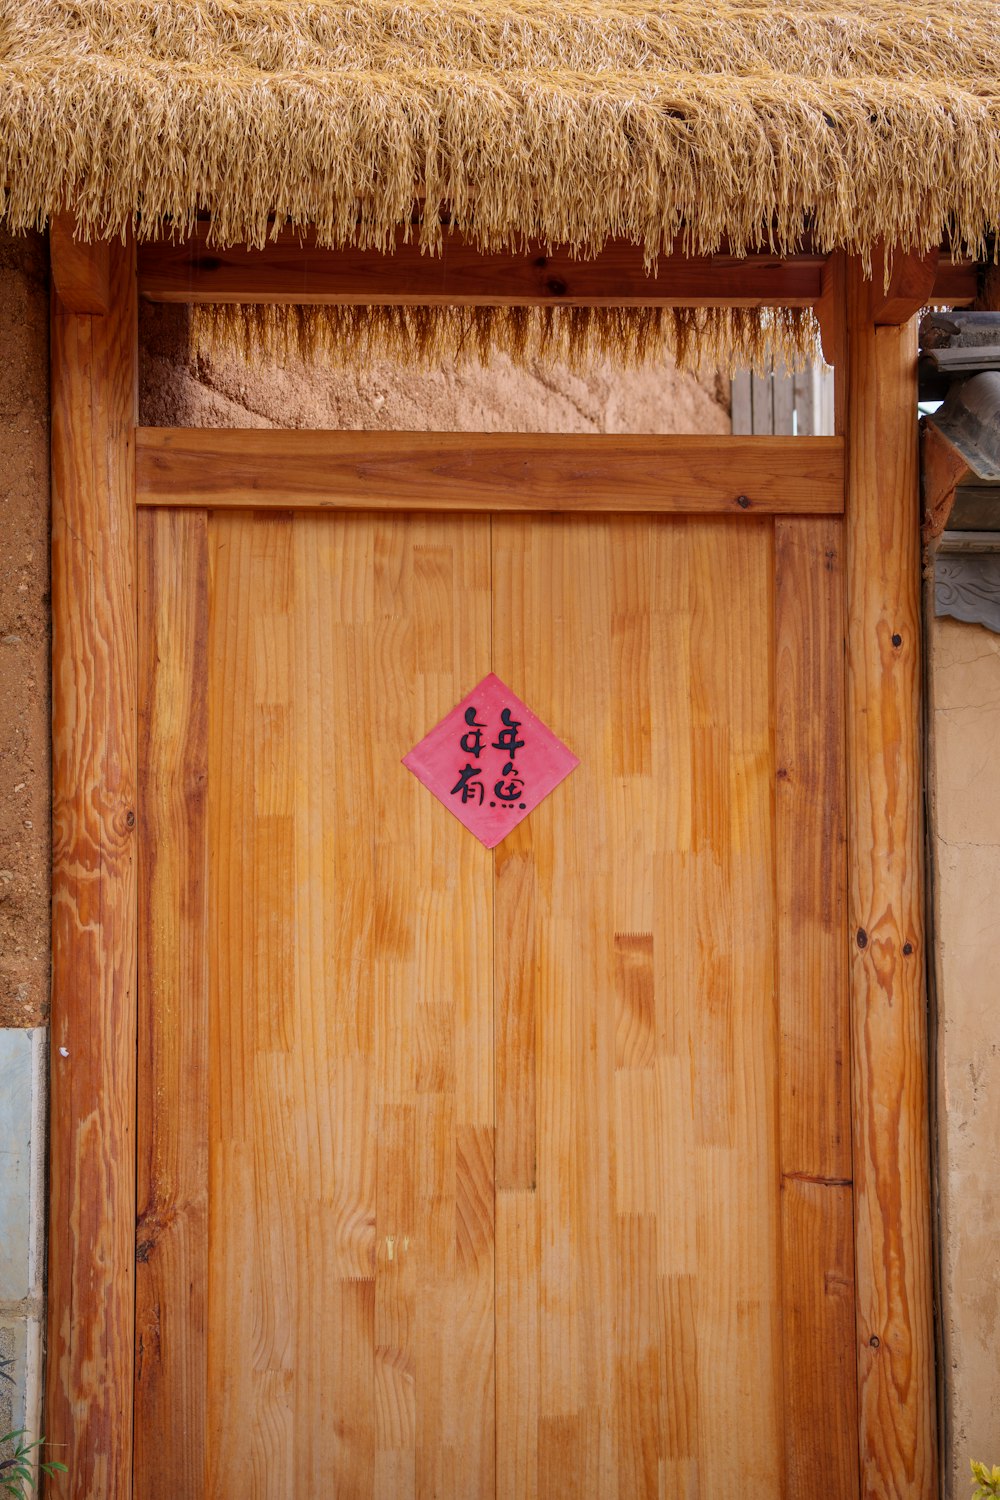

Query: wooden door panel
left=773, top=518, right=857, bottom=1497
left=136, top=507, right=210, bottom=1498
left=492, top=517, right=782, bottom=1495
left=136, top=506, right=857, bottom=1500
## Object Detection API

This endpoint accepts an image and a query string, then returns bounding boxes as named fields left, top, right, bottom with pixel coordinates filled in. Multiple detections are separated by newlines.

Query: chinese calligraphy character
left=451, top=762, right=485, bottom=805
left=459, top=705, right=486, bottom=758
left=493, top=774, right=525, bottom=803
left=492, top=707, right=525, bottom=774
left=402, top=671, right=578, bottom=848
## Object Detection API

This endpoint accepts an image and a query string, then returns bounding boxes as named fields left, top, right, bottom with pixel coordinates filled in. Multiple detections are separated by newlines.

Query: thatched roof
left=6, top=0, right=1000, bottom=367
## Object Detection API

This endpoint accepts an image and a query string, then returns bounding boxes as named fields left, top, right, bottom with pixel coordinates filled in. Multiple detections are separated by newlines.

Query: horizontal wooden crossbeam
left=136, top=429, right=844, bottom=514
left=137, top=228, right=976, bottom=317
left=139, top=229, right=826, bottom=308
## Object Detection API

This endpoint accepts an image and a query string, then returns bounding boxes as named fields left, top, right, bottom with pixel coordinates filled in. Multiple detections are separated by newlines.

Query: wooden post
left=48, top=235, right=138, bottom=1499
left=844, top=259, right=937, bottom=1497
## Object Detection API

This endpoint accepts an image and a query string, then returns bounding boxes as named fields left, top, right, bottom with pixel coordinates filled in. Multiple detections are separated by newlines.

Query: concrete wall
left=0, top=1031, right=45, bottom=1461
left=928, top=614, right=1000, bottom=1490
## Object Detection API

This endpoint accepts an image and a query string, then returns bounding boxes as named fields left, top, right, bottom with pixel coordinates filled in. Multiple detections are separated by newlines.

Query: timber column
left=844, top=258, right=937, bottom=1498
left=48, top=229, right=138, bottom=1500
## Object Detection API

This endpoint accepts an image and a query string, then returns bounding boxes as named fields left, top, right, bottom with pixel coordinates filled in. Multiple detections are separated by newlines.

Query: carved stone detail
left=935, top=554, right=1000, bottom=633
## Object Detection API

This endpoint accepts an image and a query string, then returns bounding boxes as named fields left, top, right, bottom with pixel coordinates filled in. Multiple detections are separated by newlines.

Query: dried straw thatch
left=189, top=301, right=821, bottom=374
left=5, top=0, right=1000, bottom=367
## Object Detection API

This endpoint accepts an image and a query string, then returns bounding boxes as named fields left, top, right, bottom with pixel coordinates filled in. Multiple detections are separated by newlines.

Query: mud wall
left=139, top=303, right=729, bottom=434
left=928, top=615, right=1000, bottom=1489
left=0, top=230, right=49, bottom=1030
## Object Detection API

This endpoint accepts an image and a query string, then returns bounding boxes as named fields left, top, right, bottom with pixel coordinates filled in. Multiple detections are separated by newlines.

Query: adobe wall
left=928, top=615, right=1000, bottom=1489
left=138, top=302, right=729, bottom=434
left=0, top=230, right=48, bottom=1030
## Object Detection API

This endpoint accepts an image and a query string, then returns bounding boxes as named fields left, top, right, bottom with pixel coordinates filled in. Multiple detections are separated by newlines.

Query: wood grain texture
left=927, top=258, right=977, bottom=307
left=50, top=214, right=111, bottom=313
left=870, top=247, right=940, bottom=327
left=134, top=500, right=860, bottom=1496
left=920, top=421, right=970, bottom=541
left=133, top=510, right=496, bottom=1498
left=135, top=229, right=969, bottom=311
left=135, top=430, right=845, bottom=515
left=492, top=515, right=786, bottom=1497
left=845, top=263, right=937, bottom=1500
left=135, top=509, right=210, bottom=1498
left=47, top=237, right=137, bottom=1500
left=774, top=518, right=859, bottom=1498
left=138, top=228, right=825, bottom=307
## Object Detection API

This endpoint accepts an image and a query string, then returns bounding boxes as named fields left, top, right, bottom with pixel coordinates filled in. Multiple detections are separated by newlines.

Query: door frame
left=47, top=228, right=937, bottom=1498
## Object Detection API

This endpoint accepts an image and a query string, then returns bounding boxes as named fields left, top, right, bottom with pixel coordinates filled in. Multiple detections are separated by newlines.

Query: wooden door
left=134, top=503, right=857, bottom=1498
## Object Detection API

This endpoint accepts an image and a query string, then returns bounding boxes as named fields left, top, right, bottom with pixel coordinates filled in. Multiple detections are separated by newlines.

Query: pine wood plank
left=685, top=520, right=783, bottom=1491
left=496, top=1190, right=540, bottom=1500
left=135, top=429, right=846, bottom=516
left=493, top=519, right=591, bottom=1490
left=774, top=517, right=859, bottom=1498
left=134, top=508, right=210, bottom=1499
left=138, top=228, right=826, bottom=307
left=493, top=515, right=785, bottom=1497
left=494, top=838, right=538, bottom=1190
left=47, top=236, right=137, bottom=1500
left=204, top=515, right=265, bottom=1489
left=775, top=518, right=852, bottom=1178
left=367, top=516, right=494, bottom=1500
left=845, top=265, right=936, bottom=1499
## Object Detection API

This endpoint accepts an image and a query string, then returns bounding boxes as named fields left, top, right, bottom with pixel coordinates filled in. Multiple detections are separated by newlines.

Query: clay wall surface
left=928, top=615, right=1000, bottom=1491
left=0, top=230, right=49, bottom=1029
left=139, top=303, right=729, bottom=434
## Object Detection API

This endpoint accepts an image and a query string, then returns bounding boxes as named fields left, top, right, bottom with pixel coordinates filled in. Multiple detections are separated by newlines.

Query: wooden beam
left=48, top=238, right=137, bottom=1500
left=870, top=246, right=940, bottom=327
left=931, top=258, right=978, bottom=308
left=921, top=420, right=971, bottom=541
left=50, top=214, right=111, bottom=314
left=135, top=429, right=844, bottom=515
left=844, top=261, right=936, bottom=1499
left=138, top=228, right=826, bottom=308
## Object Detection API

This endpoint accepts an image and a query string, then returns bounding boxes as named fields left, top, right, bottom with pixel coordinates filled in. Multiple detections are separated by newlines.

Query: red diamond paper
left=403, top=673, right=579, bottom=848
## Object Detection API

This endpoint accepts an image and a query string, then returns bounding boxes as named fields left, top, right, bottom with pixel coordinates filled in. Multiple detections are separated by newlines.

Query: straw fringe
left=3, top=0, right=1000, bottom=264
left=4, top=0, right=997, bottom=366
left=191, top=302, right=822, bottom=375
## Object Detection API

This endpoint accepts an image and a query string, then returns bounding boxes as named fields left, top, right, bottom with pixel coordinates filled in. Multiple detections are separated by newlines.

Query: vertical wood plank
left=48, top=236, right=137, bottom=1500
left=134, top=509, right=210, bottom=1498
left=205, top=515, right=262, bottom=1497
left=845, top=263, right=936, bottom=1500
left=684, top=520, right=782, bottom=1494
left=496, top=1190, right=540, bottom=1500
left=774, top=517, right=859, bottom=1498
left=493, top=515, right=784, bottom=1498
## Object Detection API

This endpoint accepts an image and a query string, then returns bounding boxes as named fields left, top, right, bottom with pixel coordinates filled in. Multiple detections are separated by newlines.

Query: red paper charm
left=403, top=673, right=579, bottom=848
